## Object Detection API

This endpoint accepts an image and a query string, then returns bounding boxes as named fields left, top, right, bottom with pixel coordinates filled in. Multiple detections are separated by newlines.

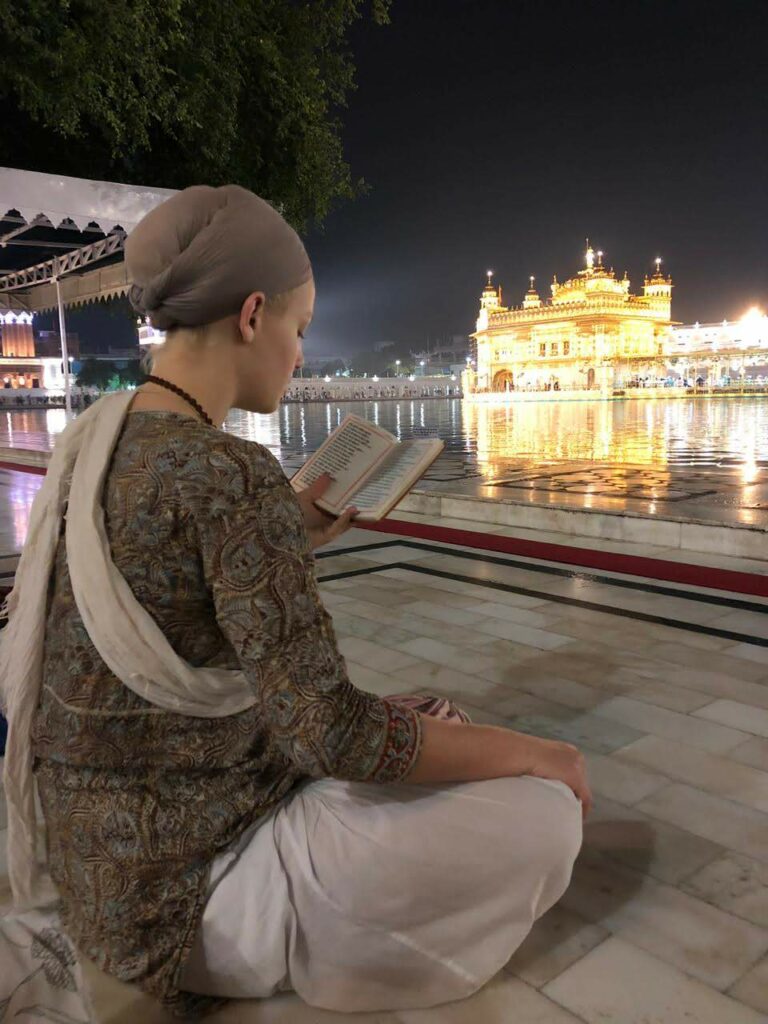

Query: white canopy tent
left=0, top=167, right=175, bottom=413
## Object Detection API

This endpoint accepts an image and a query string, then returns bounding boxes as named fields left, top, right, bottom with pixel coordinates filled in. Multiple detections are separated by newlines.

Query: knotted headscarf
left=126, top=185, right=312, bottom=330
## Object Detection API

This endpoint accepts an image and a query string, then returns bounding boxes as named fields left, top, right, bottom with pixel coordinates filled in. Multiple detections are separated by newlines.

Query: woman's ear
left=238, top=291, right=266, bottom=343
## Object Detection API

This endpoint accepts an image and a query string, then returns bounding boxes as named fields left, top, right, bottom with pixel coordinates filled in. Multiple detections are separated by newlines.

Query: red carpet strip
left=358, top=518, right=768, bottom=598
left=0, top=460, right=46, bottom=476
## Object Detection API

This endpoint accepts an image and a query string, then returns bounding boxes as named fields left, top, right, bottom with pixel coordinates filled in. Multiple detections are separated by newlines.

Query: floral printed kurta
left=30, top=412, right=422, bottom=1015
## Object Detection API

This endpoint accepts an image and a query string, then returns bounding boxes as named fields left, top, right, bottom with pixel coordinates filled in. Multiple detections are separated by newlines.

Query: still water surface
left=3, top=396, right=768, bottom=474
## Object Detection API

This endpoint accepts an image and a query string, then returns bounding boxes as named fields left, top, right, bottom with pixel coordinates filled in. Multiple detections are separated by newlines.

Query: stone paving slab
left=5, top=523, right=768, bottom=1022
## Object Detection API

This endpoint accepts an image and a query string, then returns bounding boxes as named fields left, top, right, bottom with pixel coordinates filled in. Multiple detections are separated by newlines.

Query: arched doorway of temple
left=586, top=367, right=596, bottom=389
left=493, top=370, right=514, bottom=392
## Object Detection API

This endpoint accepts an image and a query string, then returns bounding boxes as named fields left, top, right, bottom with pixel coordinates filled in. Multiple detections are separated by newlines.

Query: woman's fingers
left=326, top=507, right=358, bottom=541
left=304, top=473, right=334, bottom=499
left=299, top=474, right=335, bottom=518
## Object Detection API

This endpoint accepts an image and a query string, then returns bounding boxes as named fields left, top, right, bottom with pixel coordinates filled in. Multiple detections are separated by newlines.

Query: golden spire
left=585, top=239, right=595, bottom=270
left=486, top=269, right=494, bottom=287
left=523, top=274, right=542, bottom=308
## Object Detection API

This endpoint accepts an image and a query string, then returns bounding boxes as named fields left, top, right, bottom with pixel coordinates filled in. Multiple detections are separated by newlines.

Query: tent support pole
left=54, top=269, right=72, bottom=417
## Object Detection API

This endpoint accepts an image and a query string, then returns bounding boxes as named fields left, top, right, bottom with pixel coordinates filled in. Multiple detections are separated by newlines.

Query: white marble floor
left=1, top=496, right=768, bottom=1022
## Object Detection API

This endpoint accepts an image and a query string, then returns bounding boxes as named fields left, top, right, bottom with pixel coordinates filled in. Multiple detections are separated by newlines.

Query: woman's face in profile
left=237, top=278, right=315, bottom=414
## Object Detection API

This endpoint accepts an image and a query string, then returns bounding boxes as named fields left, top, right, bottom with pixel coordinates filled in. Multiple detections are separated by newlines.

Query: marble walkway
left=1, top=471, right=768, bottom=1022
left=415, top=457, right=768, bottom=531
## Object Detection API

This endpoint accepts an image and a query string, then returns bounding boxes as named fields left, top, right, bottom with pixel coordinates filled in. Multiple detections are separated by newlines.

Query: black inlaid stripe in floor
left=317, top=550, right=768, bottom=649
left=318, top=539, right=768, bottom=614
left=1, top=540, right=766, bottom=647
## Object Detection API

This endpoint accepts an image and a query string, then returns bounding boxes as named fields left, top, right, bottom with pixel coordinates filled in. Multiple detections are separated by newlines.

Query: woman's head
left=126, top=185, right=313, bottom=413
left=229, top=278, right=315, bottom=413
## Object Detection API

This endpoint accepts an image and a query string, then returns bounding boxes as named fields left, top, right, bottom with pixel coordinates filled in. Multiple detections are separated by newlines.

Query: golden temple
left=467, top=243, right=673, bottom=395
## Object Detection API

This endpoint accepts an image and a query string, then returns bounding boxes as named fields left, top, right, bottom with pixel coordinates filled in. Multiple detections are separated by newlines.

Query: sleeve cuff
left=368, top=700, right=423, bottom=784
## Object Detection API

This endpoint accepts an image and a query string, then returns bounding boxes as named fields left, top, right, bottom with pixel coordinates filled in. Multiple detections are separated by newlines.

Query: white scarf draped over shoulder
left=0, top=392, right=256, bottom=909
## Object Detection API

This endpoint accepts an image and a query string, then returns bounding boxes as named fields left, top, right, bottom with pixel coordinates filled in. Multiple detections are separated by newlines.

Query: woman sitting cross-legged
left=1, top=185, right=590, bottom=1016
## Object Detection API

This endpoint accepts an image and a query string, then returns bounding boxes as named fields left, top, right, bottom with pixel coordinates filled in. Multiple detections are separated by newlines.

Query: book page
left=350, top=439, right=439, bottom=512
left=290, top=416, right=394, bottom=510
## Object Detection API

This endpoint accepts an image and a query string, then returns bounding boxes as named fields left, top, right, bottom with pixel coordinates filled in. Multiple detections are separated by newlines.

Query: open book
left=289, top=414, right=444, bottom=521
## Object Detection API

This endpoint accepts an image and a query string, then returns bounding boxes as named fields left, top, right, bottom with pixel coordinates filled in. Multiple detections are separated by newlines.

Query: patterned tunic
left=30, top=412, right=422, bottom=1015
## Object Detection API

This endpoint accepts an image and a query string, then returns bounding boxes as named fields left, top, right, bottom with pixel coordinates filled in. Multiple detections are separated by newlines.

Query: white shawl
left=0, top=391, right=255, bottom=909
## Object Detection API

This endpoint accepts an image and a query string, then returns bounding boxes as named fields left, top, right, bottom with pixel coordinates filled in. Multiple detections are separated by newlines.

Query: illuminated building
left=1, top=310, right=46, bottom=390
left=668, top=308, right=768, bottom=383
left=0, top=310, right=34, bottom=358
left=467, top=243, right=672, bottom=395
left=0, top=310, right=78, bottom=393
left=137, top=317, right=166, bottom=348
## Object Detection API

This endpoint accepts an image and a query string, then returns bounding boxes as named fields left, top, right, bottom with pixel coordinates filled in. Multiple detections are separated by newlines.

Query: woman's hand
left=407, top=719, right=592, bottom=818
left=295, top=473, right=358, bottom=551
left=524, top=737, right=593, bottom=818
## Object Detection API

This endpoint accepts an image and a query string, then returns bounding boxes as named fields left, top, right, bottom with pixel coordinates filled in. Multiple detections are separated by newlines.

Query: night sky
left=62, top=0, right=767, bottom=356
left=305, top=0, right=768, bottom=357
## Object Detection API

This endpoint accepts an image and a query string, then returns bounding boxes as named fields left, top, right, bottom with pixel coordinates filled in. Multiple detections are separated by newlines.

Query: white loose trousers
left=181, top=773, right=582, bottom=1012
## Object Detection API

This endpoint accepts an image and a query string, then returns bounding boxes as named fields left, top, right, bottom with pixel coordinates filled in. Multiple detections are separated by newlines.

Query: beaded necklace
left=143, top=374, right=215, bottom=428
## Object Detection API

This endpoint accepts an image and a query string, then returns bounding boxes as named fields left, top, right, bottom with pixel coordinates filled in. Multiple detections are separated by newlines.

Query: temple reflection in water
left=462, top=394, right=768, bottom=477
left=463, top=399, right=669, bottom=474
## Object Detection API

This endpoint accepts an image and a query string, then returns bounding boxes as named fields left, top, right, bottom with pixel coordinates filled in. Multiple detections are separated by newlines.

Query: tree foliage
left=117, top=361, right=146, bottom=387
left=76, top=359, right=117, bottom=390
left=0, top=0, right=390, bottom=229
left=320, top=358, right=348, bottom=375
left=76, top=358, right=144, bottom=390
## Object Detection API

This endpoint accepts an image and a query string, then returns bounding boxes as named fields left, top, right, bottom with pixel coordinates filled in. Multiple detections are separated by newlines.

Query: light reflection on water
left=190, top=397, right=768, bottom=472
left=3, top=397, right=768, bottom=473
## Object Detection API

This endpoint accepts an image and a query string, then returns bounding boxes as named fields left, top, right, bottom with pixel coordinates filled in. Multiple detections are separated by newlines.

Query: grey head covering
left=125, top=185, right=312, bottom=330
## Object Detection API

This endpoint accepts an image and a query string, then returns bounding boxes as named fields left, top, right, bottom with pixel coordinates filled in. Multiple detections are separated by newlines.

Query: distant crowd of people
left=0, top=393, right=67, bottom=409
left=282, top=384, right=462, bottom=403
left=478, top=375, right=768, bottom=394
left=0, top=392, right=96, bottom=410
left=0, top=384, right=470, bottom=411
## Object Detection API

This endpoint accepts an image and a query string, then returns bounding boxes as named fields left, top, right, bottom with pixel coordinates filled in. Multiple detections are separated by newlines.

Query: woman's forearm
left=406, top=716, right=539, bottom=784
